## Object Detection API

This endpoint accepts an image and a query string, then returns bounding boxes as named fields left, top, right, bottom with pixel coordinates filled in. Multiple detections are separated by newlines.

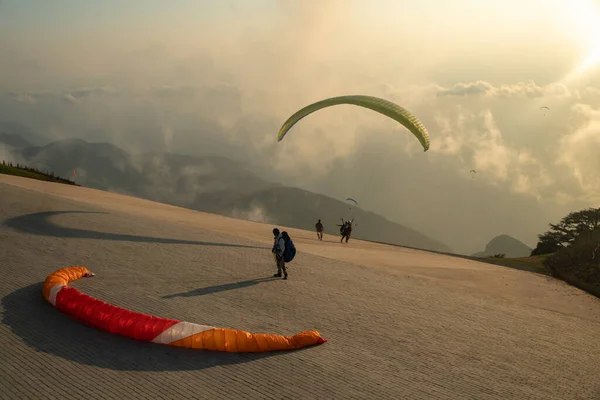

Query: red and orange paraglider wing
left=43, top=267, right=326, bottom=353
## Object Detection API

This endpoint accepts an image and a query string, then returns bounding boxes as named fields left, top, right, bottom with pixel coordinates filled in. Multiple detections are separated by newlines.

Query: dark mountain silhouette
left=471, top=234, right=532, bottom=258
left=4, top=134, right=452, bottom=253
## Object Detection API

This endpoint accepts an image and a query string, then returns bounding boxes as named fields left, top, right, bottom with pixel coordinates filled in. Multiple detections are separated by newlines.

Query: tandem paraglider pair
left=337, top=218, right=354, bottom=243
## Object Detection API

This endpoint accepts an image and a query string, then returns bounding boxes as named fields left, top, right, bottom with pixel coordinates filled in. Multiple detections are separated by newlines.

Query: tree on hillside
left=532, top=207, right=600, bottom=256
left=531, top=231, right=562, bottom=256
left=543, top=227, right=600, bottom=280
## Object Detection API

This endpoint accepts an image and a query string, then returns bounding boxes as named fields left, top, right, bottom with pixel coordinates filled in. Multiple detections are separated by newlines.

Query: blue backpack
left=281, top=231, right=296, bottom=263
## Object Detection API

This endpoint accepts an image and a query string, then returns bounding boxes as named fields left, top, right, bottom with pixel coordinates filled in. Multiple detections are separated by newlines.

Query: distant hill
left=472, top=235, right=532, bottom=258
left=5, top=134, right=452, bottom=253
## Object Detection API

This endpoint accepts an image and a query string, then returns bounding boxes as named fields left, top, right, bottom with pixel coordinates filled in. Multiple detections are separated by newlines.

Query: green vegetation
left=533, top=208, right=600, bottom=296
left=531, top=208, right=600, bottom=256
left=480, top=208, right=600, bottom=293
left=0, top=160, right=80, bottom=186
left=543, top=228, right=600, bottom=297
left=482, top=254, right=552, bottom=275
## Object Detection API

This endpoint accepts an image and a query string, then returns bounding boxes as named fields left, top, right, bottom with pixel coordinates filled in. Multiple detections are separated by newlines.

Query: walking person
left=315, top=219, right=324, bottom=241
left=271, top=228, right=288, bottom=280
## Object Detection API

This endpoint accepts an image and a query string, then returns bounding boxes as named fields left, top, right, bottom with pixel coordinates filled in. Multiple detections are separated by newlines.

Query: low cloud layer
left=8, top=86, right=117, bottom=105
left=437, top=80, right=572, bottom=98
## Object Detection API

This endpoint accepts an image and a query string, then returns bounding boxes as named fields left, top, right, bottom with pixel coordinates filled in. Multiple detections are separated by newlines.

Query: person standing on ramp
left=271, top=228, right=288, bottom=280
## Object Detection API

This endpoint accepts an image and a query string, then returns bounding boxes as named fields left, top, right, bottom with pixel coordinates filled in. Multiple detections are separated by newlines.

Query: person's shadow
left=162, top=277, right=278, bottom=299
left=1, top=283, right=307, bottom=372
left=3, top=210, right=266, bottom=249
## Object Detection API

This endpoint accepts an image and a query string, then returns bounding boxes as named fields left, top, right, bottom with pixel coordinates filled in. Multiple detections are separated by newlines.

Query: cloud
left=151, top=84, right=196, bottom=98
left=0, top=144, right=25, bottom=165
left=8, top=92, right=37, bottom=104
left=556, top=103, right=600, bottom=203
left=231, top=203, right=272, bottom=225
left=437, top=80, right=571, bottom=98
left=62, top=93, right=80, bottom=104
left=431, top=106, right=554, bottom=198
left=6, top=86, right=118, bottom=105
left=437, top=81, right=493, bottom=97
left=68, top=86, right=117, bottom=100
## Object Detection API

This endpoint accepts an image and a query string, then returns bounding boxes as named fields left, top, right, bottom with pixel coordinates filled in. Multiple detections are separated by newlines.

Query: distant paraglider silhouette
left=345, top=198, right=359, bottom=213
left=346, top=198, right=359, bottom=207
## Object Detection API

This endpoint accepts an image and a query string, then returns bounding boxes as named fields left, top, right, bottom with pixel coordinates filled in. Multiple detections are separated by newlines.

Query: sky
left=1, top=0, right=600, bottom=254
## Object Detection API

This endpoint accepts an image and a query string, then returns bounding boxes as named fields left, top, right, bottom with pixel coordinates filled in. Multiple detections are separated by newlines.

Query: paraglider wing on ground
left=42, top=266, right=326, bottom=353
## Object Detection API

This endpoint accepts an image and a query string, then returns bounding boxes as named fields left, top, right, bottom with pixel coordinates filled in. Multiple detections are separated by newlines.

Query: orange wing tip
left=291, top=330, right=327, bottom=348
left=42, top=266, right=92, bottom=302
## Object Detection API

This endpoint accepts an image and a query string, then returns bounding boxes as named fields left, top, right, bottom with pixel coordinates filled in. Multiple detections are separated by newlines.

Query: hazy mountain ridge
left=2, top=132, right=452, bottom=253
left=471, top=234, right=532, bottom=258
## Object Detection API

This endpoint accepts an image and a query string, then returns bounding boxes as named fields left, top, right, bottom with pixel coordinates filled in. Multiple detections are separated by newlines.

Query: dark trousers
left=276, top=256, right=287, bottom=276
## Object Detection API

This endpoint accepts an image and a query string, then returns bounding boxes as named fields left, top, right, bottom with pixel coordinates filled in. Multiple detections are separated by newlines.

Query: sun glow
left=574, top=45, right=600, bottom=75
left=561, top=0, right=600, bottom=80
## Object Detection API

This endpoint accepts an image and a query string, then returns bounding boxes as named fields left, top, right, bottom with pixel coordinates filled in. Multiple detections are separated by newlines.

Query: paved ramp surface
left=2, top=174, right=600, bottom=400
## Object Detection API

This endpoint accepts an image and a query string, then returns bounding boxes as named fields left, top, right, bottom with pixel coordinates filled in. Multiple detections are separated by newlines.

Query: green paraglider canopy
left=277, top=95, right=431, bottom=151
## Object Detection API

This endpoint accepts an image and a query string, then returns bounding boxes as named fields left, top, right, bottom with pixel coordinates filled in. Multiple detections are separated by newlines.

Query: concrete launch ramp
left=2, top=174, right=600, bottom=399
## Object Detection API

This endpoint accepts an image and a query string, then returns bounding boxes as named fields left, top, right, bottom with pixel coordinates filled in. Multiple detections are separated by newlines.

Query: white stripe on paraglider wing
left=49, top=284, right=66, bottom=306
left=191, top=323, right=214, bottom=336
left=152, top=321, right=215, bottom=344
